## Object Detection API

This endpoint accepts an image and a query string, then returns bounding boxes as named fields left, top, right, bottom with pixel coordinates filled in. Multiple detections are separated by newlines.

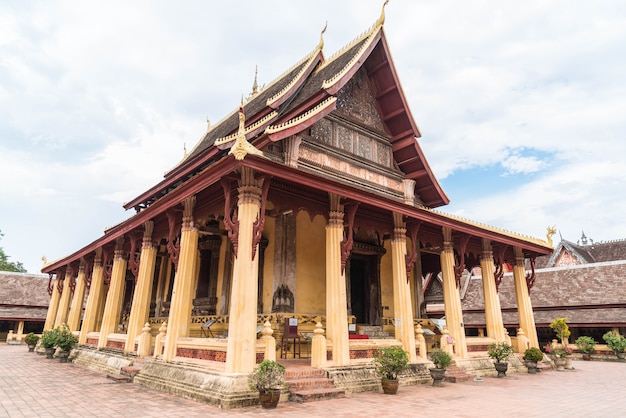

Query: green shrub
left=56, top=324, right=78, bottom=352
left=575, top=336, right=596, bottom=354
left=430, top=349, right=452, bottom=369
left=603, top=331, right=626, bottom=354
left=549, top=318, right=571, bottom=343
left=248, top=360, right=286, bottom=392
left=488, top=342, right=514, bottom=363
left=40, top=328, right=59, bottom=349
left=523, top=347, right=544, bottom=362
left=24, top=332, right=39, bottom=346
left=373, top=345, right=409, bottom=380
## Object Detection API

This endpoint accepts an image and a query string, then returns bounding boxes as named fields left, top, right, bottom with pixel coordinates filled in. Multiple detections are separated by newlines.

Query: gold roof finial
left=376, top=0, right=389, bottom=28
left=229, top=105, right=263, bottom=160
left=251, top=65, right=259, bottom=95
left=317, top=21, right=328, bottom=51
left=183, top=142, right=187, bottom=157
left=206, top=117, right=211, bottom=131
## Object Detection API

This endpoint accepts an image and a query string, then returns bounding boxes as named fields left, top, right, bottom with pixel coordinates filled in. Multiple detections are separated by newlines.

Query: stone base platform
left=72, top=346, right=135, bottom=376
left=133, top=360, right=258, bottom=409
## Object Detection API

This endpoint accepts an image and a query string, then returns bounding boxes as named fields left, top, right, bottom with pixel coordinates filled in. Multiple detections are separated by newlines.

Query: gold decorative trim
left=265, top=96, right=337, bottom=134
left=426, top=207, right=551, bottom=248
left=214, top=111, right=278, bottom=147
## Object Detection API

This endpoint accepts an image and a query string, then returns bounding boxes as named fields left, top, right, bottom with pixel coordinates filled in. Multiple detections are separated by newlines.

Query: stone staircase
left=443, top=365, right=472, bottom=383
left=357, top=325, right=390, bottom=339
left=106, top=358, right=146, bottom=383
left=285, top=367, right=345, bottom=403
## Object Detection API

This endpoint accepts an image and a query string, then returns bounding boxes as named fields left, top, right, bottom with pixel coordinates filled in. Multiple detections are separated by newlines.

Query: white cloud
left=1, top=1, right=625, bottom=272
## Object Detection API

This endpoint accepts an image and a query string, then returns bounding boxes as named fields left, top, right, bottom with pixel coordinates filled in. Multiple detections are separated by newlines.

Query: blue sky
left=1, top=1, right=625, bottom=273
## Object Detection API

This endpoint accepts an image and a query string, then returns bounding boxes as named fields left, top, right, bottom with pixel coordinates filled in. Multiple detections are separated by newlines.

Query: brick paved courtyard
left=1, top=343, right=625, bottom=417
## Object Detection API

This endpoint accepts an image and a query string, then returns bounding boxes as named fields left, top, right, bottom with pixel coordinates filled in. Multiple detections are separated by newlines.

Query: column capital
left=442, top=227, right=453, bottom=252
left=142, top=220, right=155, bottom=249
left=514, top=246, right=525, bottom=267
left=114, top=235, right=125, bottom=260
left=182, top=196, right=196, bottom=231
left=481, top=238, right=493, bottom=261
left=238, top=167, right=263, bottom=206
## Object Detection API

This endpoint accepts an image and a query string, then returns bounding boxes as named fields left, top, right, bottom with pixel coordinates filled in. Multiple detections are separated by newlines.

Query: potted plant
left=549, top=318, right=571, bottom=344
left=56, top=324, right=78, bottom=363
left=24, top=332, right=39, bottom=352
left=248, top=360, right=286, bottom=408
left=488, top=342, right=514, bottom=378
left=40, top=328, right=59, bottom=359
left=575, top=336, right=596, bottom=360
left=523, top=347, right=544, bottom=374
left=602, top=331, right=626, bottom=360
left=429, top=349, right=452, bottom=387
left=373, top=345, right=409, bottom=394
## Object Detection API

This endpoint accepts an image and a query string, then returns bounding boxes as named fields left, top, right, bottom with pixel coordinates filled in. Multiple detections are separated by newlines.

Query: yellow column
left=325, top=193, right=350, bottom=367
left=124, top=221, right=157, bottom=354
left=513, top=247, right=539, bottom=348
left=440, top=227, right=468, bottom=358
left=98, top=237, right=128, bottom=349
left=54, top=269, right=74, bottom=327
left=480, top=239, right=506, bottom=342
left=163, top=197, right=199, bottom=362
left=16, top=321, right=24, bottom=341
left=67, top=260, right=87, bottom=332
left=391, top=213, right=417, bottom=362
left=43, top=275, right=61, bottom=331
left=79, top=250, right=104, bottom=344
left=225, top=169, right=263, bottom=373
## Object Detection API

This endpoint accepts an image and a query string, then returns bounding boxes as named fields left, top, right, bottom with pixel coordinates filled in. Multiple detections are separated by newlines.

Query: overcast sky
left=1, top=1, right=625, bottom=274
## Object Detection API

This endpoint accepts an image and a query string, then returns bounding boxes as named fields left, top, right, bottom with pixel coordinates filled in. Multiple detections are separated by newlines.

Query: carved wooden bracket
left=103, top=248, right=113, bottom=286
left=405, top=222, right=422, bottom=283
left=252, top=176, right=272, bottom=261
left=47, top=273, right=54, bottom=296
left=56, top=268, right=65, bottom=294
left=493, top=245, right=507, bottom=292
left=340, top=202, right=360, bottom=275
left=68, top=265, right=76, bottom=294
left=454, top=235, right=471, bottom=288
left=526, top=256, right=536, bottom=292
left=221, top=178, right=240, bottom=258
left=166, top=209, right=181, bottom=271
left=128, top=231, right=141, bottom=281
left=83, top=257, right=93, bottom=291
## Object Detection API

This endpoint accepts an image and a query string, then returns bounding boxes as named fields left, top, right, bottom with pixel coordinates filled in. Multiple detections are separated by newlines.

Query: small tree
left=549, top=318, right=571, bottom=344
left=0, top=230, right=27, bottom=273
left=603, top=331, right=626, bottom=354
left=373, top=346, right=409, bottom=380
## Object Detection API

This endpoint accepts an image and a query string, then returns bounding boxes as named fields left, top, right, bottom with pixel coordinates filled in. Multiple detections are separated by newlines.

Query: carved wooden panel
left=336, top=67, right=386, bottom=132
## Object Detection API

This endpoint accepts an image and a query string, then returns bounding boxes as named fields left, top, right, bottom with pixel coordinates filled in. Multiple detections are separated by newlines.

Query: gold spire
left=251, top=65, right=259, bottom=95
left=376, top=0, right=389, bottom=28
left=183, top=142, right=187, bottom=157
left=206, top=117, right=211, bottom=131
left=317, top=21, right=328, bottom=51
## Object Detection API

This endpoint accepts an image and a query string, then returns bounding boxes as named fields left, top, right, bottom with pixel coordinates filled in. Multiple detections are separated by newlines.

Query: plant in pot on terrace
left=602, top=331, right=626, bottom=360
left=575, top=336, right=596, bottom=360
left=429, top=349, right=452, bottom=387
left=24, top=332, right=39, bottom=352
left=549, top=318, right=571, bottom=344
left=523, top=347, right=544, bottom=374
left=56, top=324, right=78, bottom=362
left=40, top=328, right=59, bottom=359
left=488, top=342, right=514, bottom=378
left=373, top=345, right=409, bottom=395
left=248, top=360, right=286, bottom=409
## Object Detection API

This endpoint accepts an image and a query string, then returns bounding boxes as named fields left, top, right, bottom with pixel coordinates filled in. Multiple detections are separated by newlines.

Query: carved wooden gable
left=335, top=67, right=386, bottom=133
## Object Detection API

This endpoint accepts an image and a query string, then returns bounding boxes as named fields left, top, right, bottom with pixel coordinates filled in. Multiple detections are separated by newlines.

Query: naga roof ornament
left=226, top=106, right=264, bottom=161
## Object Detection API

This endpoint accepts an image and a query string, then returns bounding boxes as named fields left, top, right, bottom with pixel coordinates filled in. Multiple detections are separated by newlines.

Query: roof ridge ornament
left=317, top=21, right=328, bottom=51
left=227, top=106, right=263, bottom=161
left=377, top=0, right=389, bottom=28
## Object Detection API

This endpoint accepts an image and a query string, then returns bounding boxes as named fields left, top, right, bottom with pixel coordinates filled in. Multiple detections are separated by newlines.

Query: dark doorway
left=348, top=253, right=381, bottom=325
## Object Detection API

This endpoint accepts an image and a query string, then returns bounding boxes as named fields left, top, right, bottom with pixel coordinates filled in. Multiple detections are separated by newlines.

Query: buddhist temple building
left=0, top=272, right=49, bottom=342
left=41, top=4, right=553, bottom=407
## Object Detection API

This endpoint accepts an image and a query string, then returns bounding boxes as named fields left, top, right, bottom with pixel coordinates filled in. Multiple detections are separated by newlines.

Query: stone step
left=444, top=366, right=472, bottom=383
left=106, top=373, right=132, bottom=383
left=289, top=387, right=346, bottom=403
left=287, top=377, right=337, bottom=391
left=285, top=368, right=326, bottom=379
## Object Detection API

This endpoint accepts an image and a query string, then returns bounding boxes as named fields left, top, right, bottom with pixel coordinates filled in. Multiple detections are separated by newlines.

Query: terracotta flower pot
left=258, top=389, right=280, bottom=409
left=381, top=379, right=399, bottom=394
